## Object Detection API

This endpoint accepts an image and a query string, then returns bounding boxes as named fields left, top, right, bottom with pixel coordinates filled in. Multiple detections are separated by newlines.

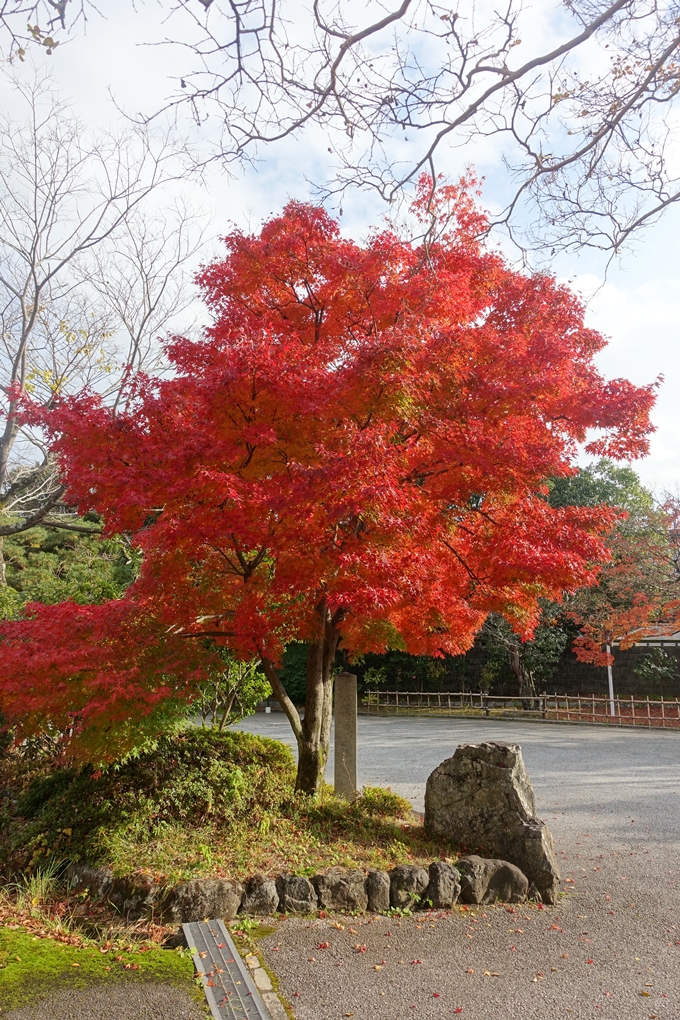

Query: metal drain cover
left=182, top=919, right=272, bottom=1020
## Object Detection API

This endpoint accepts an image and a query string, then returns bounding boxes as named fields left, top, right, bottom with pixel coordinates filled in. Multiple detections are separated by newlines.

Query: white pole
left=606, top=643, right=616, bottom=717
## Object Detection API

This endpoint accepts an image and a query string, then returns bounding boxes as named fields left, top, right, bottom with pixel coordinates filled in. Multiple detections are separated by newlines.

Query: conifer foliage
left=0, top=182, right=656, bottom=791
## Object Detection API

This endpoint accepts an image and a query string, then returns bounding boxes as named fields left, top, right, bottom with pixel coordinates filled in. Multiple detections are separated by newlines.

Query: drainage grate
left=182, top=919, right=272, bottom=1020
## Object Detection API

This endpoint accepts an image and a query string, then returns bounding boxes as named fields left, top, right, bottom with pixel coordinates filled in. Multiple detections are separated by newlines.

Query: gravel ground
left=236, top=715, right=680, bottom=1020
left=6, top=983, right=208, bottom=1020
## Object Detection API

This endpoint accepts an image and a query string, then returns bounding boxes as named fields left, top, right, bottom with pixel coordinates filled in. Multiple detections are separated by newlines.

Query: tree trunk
left=259, top=600, right=341, bottom=795
left=508, top=643, right=537, bottom=704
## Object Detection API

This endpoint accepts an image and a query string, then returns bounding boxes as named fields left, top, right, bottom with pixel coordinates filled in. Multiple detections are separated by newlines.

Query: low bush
left=1, top=728, right=451, bottom=883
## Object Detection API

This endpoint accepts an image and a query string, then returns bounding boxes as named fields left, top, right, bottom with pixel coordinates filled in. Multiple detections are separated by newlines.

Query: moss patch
left=0, top=927, right=199, bottom=1012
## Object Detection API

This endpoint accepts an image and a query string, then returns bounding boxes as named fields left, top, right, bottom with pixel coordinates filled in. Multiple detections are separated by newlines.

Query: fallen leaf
left=71, top=963, right=80, bottom=968
left=317, top=942, right=329, bottom=950
left=466, top=968, right=474, bottom=974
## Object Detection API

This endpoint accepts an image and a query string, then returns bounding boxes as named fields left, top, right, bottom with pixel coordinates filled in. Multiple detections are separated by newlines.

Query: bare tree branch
left=0, top=68, right=206, bottom=560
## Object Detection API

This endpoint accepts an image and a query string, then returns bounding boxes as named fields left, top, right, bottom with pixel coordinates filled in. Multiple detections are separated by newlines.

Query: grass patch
left=1, top=729, right=455, bottom=884
left=0, top=926, right=198, bottom=1012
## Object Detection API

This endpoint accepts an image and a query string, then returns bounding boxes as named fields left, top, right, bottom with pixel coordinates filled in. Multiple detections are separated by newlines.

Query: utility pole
left=606, top=643, right=616, bottom=717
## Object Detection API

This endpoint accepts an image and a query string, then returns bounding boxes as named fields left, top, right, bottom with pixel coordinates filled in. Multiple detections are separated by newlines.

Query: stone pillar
left=334, top=671, right=357, bottom=799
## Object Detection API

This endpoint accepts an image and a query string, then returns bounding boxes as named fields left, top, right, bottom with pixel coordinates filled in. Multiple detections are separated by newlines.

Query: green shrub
left=7, top=729, right=296, bottom=873
left=354, top=786, right=413, bottom=819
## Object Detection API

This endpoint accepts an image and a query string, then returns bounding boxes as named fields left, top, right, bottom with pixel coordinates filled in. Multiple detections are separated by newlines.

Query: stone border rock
left=65, top=853, right=540, bottom=925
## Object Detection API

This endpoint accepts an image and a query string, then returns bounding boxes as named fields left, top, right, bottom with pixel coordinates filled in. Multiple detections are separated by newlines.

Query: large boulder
left=457, top=855, right=528, bottom=904
left=276, top=874, right=318, bottom=913
left=389, top=865, right=429, bottom=909
left=424, top=742, right=560, bottom=904
left=240, top=874, right=280, bottom=915
left=161, top=878, right=243, bottom=923
left=312, top=869, right=368, bottom=913
left=424, top=861, right=460, bottom=909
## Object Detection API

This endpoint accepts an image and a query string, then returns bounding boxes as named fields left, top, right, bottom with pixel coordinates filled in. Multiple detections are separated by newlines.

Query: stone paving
left=237, top=715, right=680, bottom=1020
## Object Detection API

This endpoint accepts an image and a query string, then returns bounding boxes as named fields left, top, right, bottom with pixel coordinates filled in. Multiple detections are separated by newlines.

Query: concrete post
left=334, top=671, right=357, bottom=799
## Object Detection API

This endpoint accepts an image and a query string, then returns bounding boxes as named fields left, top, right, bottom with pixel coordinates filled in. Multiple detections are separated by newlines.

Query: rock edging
left=65, top=852, right=540, bottom=924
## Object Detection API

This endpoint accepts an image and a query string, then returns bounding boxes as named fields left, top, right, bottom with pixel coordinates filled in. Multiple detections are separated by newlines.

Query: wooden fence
left=362, top=691, right=680, bottom=729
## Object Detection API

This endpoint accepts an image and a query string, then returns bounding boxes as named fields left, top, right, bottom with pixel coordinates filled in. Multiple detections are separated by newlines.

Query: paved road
left=235, top=714, right=680, bottom=843
left=6, top=983, right=207, bottom=1020
left=236, top=714, right=680, bottom=1020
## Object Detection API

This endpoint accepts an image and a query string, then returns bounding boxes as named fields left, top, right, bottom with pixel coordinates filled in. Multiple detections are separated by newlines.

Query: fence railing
left=362, top=690, right=680, bottom=729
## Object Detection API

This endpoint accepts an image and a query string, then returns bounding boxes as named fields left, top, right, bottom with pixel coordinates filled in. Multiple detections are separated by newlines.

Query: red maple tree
left=0, top=183, right=656, bottom=792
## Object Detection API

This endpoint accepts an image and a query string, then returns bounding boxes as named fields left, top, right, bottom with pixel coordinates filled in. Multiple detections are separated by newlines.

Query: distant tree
left=0, top=185, right=655, bottom=793
left=551, top=459, right=679, bottom=667
left=0, top=70, right=205, bottom=583
left=634, top=647, right=679, bottom=699
left=480, top=609, right=569, bottom=700
left=0, top=522, right=138, bottom=620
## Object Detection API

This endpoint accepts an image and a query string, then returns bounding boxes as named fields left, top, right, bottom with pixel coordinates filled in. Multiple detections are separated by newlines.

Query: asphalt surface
left=6, top=983, right=207, bottom=1019
left=235, top=714, right=680, bottom=1020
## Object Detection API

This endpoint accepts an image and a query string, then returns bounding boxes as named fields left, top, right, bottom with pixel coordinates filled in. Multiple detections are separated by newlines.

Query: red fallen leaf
left=454, top=1010, right=463, bottom=1014
left=411, top=959, right=422, bottom=964
left=547, top=924, right=563, bottom=931
left=587, top=959, right=594, bottom=964
left=380, top=960, right=387, bottom=965
left=319, top=911, right=326, bottom=918
left=510, top=946, right=517, bottom=951
left=433, top=992, right=440, bottom=998
left=217, top=943, right=226, bottom=949
left=294, top=992, right=300, bottom=998
left=317, top=942, right=330, bottom=950
left=466, top=968, right=474, bottom=974
left=537, top=904, right=544, bottom=910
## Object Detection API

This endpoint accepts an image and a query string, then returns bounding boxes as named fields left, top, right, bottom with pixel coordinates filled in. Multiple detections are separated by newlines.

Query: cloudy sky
left=9, top=1, right=680, bottom=492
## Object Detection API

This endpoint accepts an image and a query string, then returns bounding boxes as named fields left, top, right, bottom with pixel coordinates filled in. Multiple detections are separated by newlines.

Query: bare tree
left=0, top=71, right=206, bottom=573
left=0, top=1, right=86, bottom=57
left=4, top=3, right=679, bottom=256
left=147, top=0, right=680, bottom=259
